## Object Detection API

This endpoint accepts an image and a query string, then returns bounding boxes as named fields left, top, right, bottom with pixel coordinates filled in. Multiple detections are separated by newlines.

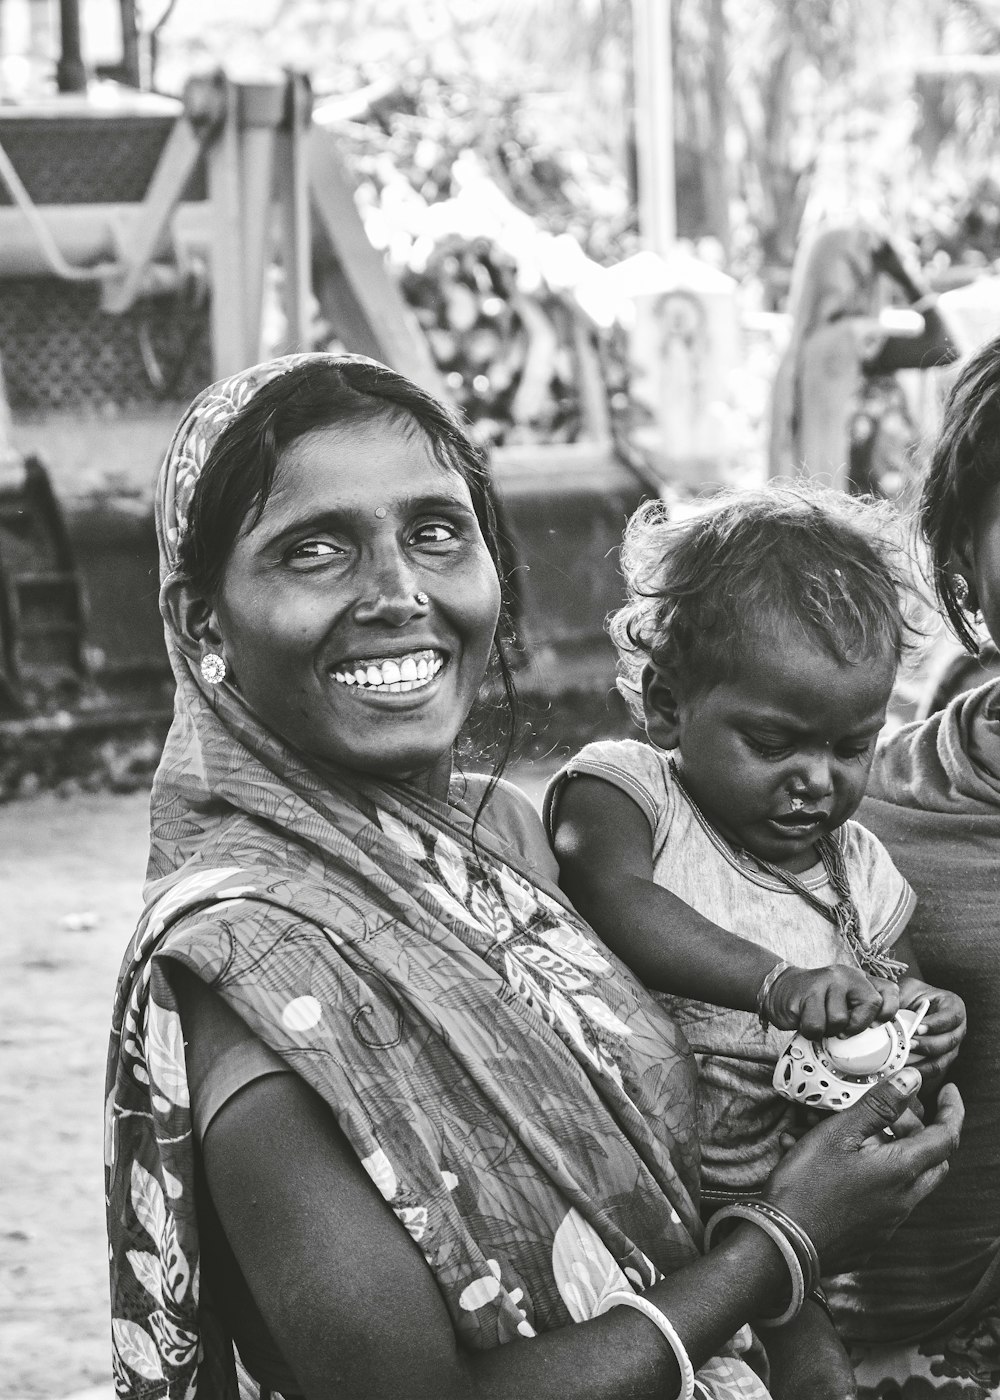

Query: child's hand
left=903, top=980, right=967, bottom=1081
left=764, top=963, right=899, bottom=1039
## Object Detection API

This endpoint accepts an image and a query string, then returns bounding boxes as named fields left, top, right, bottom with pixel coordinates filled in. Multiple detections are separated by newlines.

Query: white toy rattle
left=772, top=998, right=931, bottom=1111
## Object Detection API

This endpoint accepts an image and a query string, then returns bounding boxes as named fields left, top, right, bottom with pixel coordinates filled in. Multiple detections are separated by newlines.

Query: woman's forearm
left=453, top=1223, right=790, bottom=1400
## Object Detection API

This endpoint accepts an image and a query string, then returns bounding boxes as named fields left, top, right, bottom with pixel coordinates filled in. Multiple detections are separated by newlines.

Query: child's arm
left=553, top=776, right=897, bottom=1036
left=892, top=931, right=967, bottom=1083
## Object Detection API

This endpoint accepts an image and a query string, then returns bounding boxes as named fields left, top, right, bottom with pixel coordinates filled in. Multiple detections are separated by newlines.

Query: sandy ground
left=0, top=767, right=556, bottom=1400
left=1, top=789, right=151, bottom=1400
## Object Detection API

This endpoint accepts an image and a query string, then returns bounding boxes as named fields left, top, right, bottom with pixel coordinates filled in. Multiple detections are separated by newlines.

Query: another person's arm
left=866, top=237, right=958, bottom=373
left=552, top=776, right=897, bottom=1038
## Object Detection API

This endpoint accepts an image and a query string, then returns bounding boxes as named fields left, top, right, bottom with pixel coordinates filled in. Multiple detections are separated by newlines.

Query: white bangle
left=595, top=1289, right=695, bottom=1400
left=703, top=1204, right=806, bottom=1328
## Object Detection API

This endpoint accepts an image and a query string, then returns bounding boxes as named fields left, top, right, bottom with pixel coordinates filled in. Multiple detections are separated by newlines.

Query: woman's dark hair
left=178, top=357, right=520, bottom=779
left=610, top=482, right=916, bottom=722
left=919, top=334, right=1000, bottom=654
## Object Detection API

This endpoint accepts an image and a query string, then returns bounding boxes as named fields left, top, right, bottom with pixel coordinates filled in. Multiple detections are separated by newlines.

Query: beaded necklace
left=669, top=759, right=906, bottom=983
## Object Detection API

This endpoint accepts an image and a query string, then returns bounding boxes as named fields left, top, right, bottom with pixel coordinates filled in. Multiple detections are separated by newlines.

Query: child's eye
left=746, top=737, right=793, bottom=760
left=836, top=739, right=876, bottom=760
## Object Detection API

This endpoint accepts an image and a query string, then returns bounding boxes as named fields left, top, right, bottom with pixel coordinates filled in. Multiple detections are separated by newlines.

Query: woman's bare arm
left=176, top=957, right=962, bottom=1400
left=202, top=1067, right=788, bottom=1400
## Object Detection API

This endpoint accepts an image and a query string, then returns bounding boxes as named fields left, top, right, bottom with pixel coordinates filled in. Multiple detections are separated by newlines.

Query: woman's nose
left=352, top=553, right=427, bottom=627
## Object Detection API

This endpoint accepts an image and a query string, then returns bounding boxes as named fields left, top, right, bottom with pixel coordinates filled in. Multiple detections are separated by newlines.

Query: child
left=544, top=483, right=967, bottom=1398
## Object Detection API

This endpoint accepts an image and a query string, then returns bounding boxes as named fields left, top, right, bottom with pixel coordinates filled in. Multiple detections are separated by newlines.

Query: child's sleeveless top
left=545, top=739, right=914, bottom=1196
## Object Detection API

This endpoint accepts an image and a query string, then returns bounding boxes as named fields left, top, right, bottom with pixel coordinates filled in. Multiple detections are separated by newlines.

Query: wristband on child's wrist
left=756, top=960, right=793, bottom=1030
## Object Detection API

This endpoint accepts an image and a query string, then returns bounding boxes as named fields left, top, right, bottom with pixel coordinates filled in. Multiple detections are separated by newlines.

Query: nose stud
left=374, top=506, right=388, bottom=519
left=414, top=591, right=429, bottom=606
left=789, top=796, right=805, bottom=811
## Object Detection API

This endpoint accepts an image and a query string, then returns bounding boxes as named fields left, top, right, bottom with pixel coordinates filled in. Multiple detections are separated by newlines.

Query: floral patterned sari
left=105, top=355, right=771, bottom=1400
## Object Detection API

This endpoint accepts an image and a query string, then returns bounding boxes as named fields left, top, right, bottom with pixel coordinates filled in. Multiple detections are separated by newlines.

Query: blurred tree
left=146, top=0, right=1000, bottom=289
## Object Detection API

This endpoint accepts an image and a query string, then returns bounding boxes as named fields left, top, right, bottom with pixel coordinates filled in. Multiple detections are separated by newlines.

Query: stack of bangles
left=755, top=959, right=793, bottom=1030
left=592, top=1202, right=827, bottom=1400
left=704, top=1200, right=826, bottom=1328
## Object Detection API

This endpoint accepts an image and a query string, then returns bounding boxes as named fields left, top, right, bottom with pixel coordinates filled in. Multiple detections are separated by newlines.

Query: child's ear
left=160, top=574, right=227, bottom=670
left=642, top=664, right=682, bottom=750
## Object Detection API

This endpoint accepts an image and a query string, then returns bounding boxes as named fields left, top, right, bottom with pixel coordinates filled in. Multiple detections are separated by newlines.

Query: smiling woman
left=105, top=354, right=964, bottom=1400
left=165, top=360, right=507, bottom=792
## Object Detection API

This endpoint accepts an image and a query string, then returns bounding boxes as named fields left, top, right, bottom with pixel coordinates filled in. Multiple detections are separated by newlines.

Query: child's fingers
left=871, top=978, right=900, bottom=1022
left=912, top=1027, right=965, bottom=1063
left=800, top=989, right=839, bottom=1039
left=839, top=977, right=893, bottom=1035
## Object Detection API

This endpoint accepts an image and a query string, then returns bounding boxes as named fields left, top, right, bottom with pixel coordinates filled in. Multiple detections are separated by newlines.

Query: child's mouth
left=768, top=810, right=827, bottom=832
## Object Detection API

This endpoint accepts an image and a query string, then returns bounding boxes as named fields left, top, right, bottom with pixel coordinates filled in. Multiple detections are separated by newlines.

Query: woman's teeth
left=332, top=650, right=444, bottom=693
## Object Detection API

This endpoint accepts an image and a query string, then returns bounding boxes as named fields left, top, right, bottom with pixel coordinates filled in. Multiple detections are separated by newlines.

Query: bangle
left=756, top=961, right=792, bottom=1030
left=743, top=1201, right=821, bottom=1295
left=595, top=1289, right=695, bottom=1399
left=704, top=1204, right=806, bottom=1327
left=807, top=1285, right=835, bottom=1326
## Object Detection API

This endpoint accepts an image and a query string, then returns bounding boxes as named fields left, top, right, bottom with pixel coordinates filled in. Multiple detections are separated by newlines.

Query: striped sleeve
left=542, top=739, right=672, bottom=845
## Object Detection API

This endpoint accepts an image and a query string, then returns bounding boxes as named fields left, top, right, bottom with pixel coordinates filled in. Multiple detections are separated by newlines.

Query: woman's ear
left=642, top=664, right=683, bottom=750
left=949, top=535, right=980, bottom=614
left=160, top=574, right=225, bottom=667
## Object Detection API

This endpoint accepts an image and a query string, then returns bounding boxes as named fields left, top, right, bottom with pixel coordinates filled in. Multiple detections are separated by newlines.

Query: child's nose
left=798, top=750, right=834, bottom=798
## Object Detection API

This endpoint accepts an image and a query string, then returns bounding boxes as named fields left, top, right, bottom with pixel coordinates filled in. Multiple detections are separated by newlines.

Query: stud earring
left=953, top=574, right=970, bottom=608
left=414, top=591, right=429, bottom=606
left=200, top=652, right=227, bottom=685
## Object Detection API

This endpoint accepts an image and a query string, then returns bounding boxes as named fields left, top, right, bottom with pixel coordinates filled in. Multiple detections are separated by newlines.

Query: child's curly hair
left=609, top=482, right=917, bottom=725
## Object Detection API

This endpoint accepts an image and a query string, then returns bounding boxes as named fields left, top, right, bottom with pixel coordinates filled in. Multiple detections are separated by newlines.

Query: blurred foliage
left=148, top=0, right=1000, bottom=296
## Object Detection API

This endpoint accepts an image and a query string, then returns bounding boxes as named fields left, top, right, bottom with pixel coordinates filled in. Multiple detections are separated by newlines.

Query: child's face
left=644, top=635, right=895, bottom=874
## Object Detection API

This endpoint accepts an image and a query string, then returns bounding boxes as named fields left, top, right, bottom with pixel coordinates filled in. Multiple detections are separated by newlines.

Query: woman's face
left=209, top=417, right=502, bottom=796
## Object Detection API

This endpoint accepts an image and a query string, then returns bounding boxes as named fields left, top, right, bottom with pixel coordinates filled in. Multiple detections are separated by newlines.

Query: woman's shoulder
left=455, top=772, right=560, bottom=883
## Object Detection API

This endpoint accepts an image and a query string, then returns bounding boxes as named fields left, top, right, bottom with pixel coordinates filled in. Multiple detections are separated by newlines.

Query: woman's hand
left=764, top=1066, right=964, bottom=1271
left=765, top=963, right=898, bottom=1038
left=903, top=978, right=967, bottom=1082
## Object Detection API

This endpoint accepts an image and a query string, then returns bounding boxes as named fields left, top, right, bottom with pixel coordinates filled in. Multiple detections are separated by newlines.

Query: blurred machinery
left=0, top=66, right=645, bottom=737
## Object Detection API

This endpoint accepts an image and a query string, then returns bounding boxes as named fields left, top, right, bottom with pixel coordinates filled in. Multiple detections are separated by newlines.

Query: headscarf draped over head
left=106, top=355, right=769, bottom=1400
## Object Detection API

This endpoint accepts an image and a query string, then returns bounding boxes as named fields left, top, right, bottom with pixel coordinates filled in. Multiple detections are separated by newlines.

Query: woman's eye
left=411, top=521, right=458, bottom=546
left=288, top=539, right=344, bottom=562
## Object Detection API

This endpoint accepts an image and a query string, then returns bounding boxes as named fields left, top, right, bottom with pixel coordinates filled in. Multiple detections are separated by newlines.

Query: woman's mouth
left=331, top=648, right=446, bottom=694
